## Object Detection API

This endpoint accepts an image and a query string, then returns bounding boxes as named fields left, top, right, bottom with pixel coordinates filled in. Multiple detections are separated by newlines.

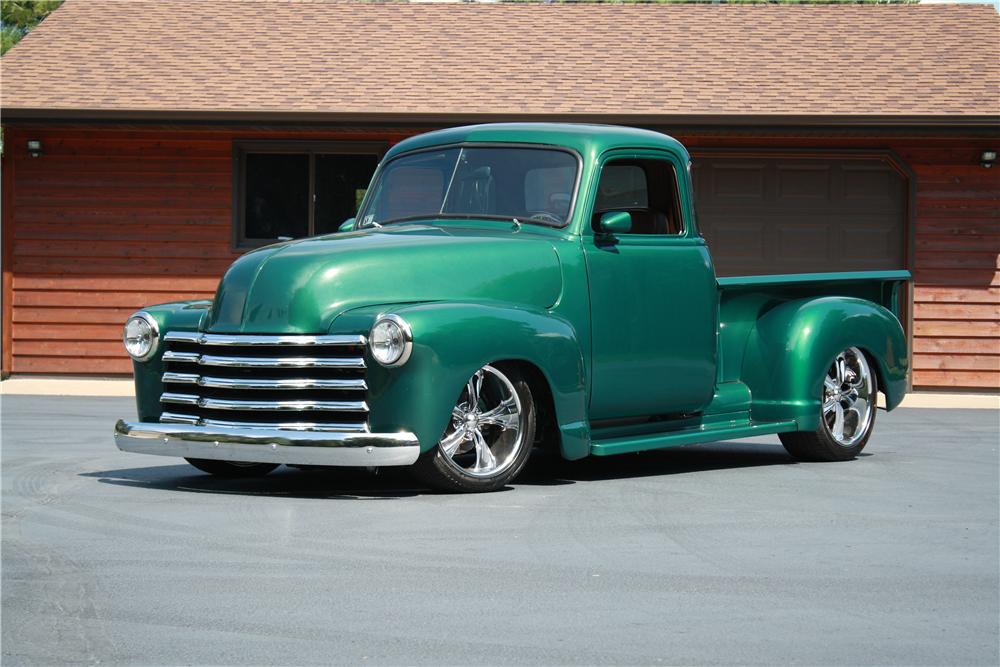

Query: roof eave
left=2, top=107, right=999, bottom=129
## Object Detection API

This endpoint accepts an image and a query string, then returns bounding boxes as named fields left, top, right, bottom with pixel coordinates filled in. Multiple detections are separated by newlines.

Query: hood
left=207, top=224, right=564, bottom=333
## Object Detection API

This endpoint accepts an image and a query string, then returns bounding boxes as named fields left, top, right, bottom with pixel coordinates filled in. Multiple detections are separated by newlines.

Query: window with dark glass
left=592, top=158, right=684, bottom=235
left=357, top=146, right=579, bottom=228
left=234, top=142, right=384, bottom=247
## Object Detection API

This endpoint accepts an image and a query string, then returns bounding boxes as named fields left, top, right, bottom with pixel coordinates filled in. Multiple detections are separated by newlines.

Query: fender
left=740, top=296, right=909, bottom=429
left=332, top=301, right=590, bottom=460
left=127, top=300, right=213, bottom=421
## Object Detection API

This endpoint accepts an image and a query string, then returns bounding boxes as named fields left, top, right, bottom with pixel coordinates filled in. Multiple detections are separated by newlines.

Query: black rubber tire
left=779, top=366, right=878, bottom=462
left=185, top=458, right=280, bottom=477
left=412, top=365, right=536, bottom=493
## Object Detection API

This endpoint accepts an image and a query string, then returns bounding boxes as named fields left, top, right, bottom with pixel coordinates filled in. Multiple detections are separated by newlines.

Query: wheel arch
left=740, top=296, right=909, bottom=430
left=338, top=301, right=590, bottom=459
left=492, top=358, right=561, bottom=456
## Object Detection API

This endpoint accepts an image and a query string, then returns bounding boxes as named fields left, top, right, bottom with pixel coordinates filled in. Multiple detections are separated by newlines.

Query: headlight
left=123, top=312, right=159, bottom=361
left=369, top=314, right=412, bottom=367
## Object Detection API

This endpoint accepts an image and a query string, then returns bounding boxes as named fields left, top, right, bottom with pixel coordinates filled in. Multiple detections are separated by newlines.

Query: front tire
left=779, top=346, right=877, bottom=462
left=185, top=458, right=280, bottom=478
left=413, top=364, right=535, bottom=493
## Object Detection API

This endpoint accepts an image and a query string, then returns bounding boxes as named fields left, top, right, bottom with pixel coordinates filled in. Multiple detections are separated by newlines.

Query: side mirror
left=338, top=218, right=356, bottom=232
left=599, top=211, right=632, bottom=235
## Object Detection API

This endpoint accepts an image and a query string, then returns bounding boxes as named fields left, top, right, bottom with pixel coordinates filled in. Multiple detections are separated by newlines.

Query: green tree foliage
left=2, top=0, right=63, bottom=56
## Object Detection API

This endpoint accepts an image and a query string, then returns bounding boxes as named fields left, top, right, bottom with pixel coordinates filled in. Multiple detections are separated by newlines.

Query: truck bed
left=716, top=270, right=910, bottom=386
left=590, top=270, right=910, bottom=456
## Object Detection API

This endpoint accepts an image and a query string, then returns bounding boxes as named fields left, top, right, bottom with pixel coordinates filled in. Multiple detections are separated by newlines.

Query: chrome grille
left=159, top=332, right=368, bottom=432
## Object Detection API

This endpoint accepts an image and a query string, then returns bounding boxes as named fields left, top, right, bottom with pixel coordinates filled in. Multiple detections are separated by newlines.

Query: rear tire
left=779, top=346, right=878, bottom=462
left=413, top=364, right=535, bottom=493
left=185, top=458, right=280, bottom=477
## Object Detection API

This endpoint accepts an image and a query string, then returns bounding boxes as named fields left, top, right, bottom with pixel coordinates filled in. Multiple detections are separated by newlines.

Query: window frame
left=355, top=142, right=584, bottom=230
left=232, top=140, right=387, bottom=249
left=590, top=154, right=687, bottom=237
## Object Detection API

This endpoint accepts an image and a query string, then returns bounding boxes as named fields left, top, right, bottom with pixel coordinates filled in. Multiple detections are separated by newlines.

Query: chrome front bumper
left=114, top=420, right=421, bottom=467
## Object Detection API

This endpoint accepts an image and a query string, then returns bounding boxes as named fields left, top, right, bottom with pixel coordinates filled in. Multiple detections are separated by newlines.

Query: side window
left=593, top=158, right=684, bottom=235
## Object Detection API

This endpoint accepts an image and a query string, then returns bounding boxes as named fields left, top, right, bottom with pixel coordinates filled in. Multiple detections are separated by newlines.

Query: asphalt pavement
left=2, top=395, right=997, bottom=666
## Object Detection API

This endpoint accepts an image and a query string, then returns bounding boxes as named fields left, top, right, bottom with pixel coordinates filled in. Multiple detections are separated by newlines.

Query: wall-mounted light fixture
left=982, top=150, right=997, bottom=169
left=26, top=140, right=42, bottom=158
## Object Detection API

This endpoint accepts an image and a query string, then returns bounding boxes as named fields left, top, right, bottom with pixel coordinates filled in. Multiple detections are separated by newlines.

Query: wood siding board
left=12, top=275, right=221, bottom=291
left=912, top=337, right=1000, bottom=354
left=913, top=321, right=999, bottom=337
left=15, top=323, right=126, bottom=340
left=912, top=370, right=999, bottom=389
left=11, top=356, right=133, bottom=374
left=13, top=291, right=214, bottom=308
left=13, top=255, right=237, bottom=272
left=913, top=286, right=1000, bottom=303
left=913, top=303, right=1000, bottom=320
left=912, top=270, right=1000, bottom=287
left=13, top=307, right=140, bottom=324
left=14, top=240, right=237, bottom=260
left=912, top=354, right=1000, bottom=371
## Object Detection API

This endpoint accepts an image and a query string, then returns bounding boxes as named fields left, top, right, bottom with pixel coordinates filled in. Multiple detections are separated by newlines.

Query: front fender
left=333, top=301, right=589, bottom=459
left=128, top=300, right=213, bottom=421
left=741, top=297, right=908, bottom=429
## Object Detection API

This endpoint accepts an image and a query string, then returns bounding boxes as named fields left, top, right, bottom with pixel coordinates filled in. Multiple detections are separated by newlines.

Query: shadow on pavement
left=518, top=441, right=802, bottom=486
left=82, top=464, right=426, bottom=500
left=83, top=440, right=811, bottom=499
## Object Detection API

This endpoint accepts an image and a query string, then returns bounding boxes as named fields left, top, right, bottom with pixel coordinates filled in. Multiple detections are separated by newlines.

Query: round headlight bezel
left=123, top=311, right=160, bottom=362
left=369, top=314, right=413, bottom=368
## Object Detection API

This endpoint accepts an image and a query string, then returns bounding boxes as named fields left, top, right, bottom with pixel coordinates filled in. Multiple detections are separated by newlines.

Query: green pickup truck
left=115, top=124, right=910, bottom=492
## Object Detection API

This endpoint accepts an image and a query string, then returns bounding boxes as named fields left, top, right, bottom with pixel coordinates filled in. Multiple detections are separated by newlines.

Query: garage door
left=691, top=155, right=907, bottom=277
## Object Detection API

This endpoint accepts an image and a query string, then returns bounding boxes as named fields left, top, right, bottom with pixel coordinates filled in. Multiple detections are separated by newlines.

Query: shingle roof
left=2, top=0, right=998, bottom=124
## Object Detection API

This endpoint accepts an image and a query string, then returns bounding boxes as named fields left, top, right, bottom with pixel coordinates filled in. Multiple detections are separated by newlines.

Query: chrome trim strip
left=160, top=392, right=367, bottom=412
left=164, top=332, right=366, bottom=347
left=160, top=392, right=199, bottom=405
left=198, top=397, right=368, bottom=412
left=162, top=352, right=366, bottom=369
left=162, top=372, right=200, bottom=384
left=201, top=418, right=369, bottom=433
left=161, top=372, right=367, bottom=391
left=114, top=420, right=420, bottom=467
left=162, top=351, right=200, bottom=363
left=160, top=411, right=200, bottom=425
left=157, top=413, right=369, bottom=432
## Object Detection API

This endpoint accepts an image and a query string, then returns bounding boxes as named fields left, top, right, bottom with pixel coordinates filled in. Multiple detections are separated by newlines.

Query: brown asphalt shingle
left=1, top=0, right=998, bottom=121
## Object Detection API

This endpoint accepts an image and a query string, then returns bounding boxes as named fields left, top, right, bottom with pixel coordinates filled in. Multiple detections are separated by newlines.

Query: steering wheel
left=528, top=212, right=563, bottom=225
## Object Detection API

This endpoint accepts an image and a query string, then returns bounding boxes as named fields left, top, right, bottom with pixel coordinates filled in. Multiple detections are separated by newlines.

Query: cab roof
left=384, top=123, right=689, bottom=162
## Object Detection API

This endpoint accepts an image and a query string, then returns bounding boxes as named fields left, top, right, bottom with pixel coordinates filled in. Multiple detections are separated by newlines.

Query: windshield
left=357, top=146, right=579, bottom=228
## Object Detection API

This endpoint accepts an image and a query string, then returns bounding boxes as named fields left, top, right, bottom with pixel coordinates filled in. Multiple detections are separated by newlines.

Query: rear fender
left=333, top=302, right=589, bottom=459
left=740, top=297, right=908, bottom=429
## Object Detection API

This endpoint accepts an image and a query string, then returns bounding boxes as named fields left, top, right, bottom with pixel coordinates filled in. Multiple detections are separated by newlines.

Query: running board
left=589, top=419, right=798, bottom=457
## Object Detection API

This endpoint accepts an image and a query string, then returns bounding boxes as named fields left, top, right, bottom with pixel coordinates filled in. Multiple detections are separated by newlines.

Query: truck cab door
left=583, top=150, right=718, bottom=421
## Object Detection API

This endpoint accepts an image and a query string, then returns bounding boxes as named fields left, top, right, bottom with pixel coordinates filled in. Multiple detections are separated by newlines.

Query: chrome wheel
left=437, top=365, right=526, bottom=478
left=822, top=347, right=875, bottom=447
